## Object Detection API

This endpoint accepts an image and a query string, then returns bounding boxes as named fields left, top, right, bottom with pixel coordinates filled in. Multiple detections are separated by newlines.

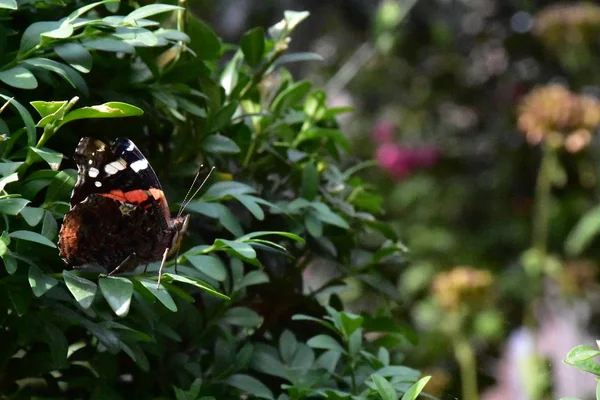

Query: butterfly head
left=168, top=214, right=190, bottom=257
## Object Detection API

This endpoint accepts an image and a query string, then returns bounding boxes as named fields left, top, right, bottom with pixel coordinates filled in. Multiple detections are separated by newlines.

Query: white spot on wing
left=95, top=181, right=102, bottom=187
left=104, top=160, right=127, bottom=175
left=126, top=142, right=135, bottom=151
left=130, top=158, right=148, bottom=172
left=88, top=159, right=93, bottom=165
left=88, top=167, right=99, bottom=178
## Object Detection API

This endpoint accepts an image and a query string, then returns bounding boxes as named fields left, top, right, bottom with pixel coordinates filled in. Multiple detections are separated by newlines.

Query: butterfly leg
left=156, top=247, right=170, bottom=289
left=109, top=253, right=136, bottom=276
left=143, top=264, right=149, bottom=273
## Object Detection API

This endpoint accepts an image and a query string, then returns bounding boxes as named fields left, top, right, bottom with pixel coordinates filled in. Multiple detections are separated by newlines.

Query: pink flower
left=376, top=144, right=441, bottom=180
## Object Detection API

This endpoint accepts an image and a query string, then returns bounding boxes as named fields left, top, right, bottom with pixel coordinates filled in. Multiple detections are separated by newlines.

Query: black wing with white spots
left=69, top=137, right=163, bottom=207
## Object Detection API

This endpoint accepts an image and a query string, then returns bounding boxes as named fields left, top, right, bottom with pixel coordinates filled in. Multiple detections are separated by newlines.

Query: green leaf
left=65, top=0, right=117, bottom=23
left=566, top=206, right=600, bottom=256
left=202, top=134, right=241, bottom=154
left=301, top=161, right=318, bottom=200
left=223, top=307, right=263, bottom=327
left=161, top=273, right=229, bottom=300
left=83, top=38, right=135, bottom=54
left=210, top=101, right=238, bottom=132
left=99, top=277, right=133, bottom=317
left=275, top=52, right=324, bottom=66
left=202, top=181, right=256, bottom=200
left=21, top=206, right=45, bottom=226
left=30, top=147, right=63, bottom=170
left=139, top=279, right=177, bottom=311
left=31, top=100, right=68, bottom=119
left=375, top=366, right=421, bottom=381
left=371, top=374, right=398, bottom=400
left=0, top=95, right=36, bottom=146
left=28, top=265, right=58, bottom=297
left=0, top=198, right=29, bottom=215
left=294, top=127, right=350, bottom=151
left=0, top=0, right=17, bottom=10
left=20, top=21, right=60, bottom=52
left=271, top=81, right=312, bottom=116
left=10, top=230, right=56, bottom=247
left=54, top=43, right=93, bottom=73
left=124, top=4, right=182, bottom=22
left=307, top=334, right=346, bottom=353
left=186, top=201, right=244, bottom=237
left=63, top=270, right=97, bottom=309
left=187, top=15, right=221, bottom=60
left=311, top=202, right=349, bottom=229
left=233, top=194, right=264, bottom=220
left=227, top=374, right=274, bottom=400
left=220, top=51, right=243, bottom=96
left=0, top=172, right=18, bottom=192
left=3, top=252, right=17, bottom=274
left=269, top=10, right=310, bottom=41
left=0, top=66, right=37, bottom=89
left=340, top=312, right=364, bottom=338
left=46, top=170, right=76, bottom=202
left=400, top=376, right=431, bottom=400
left=23, top=58, right=88, bottom=96
left=186, top=255, right=227, bottom=281
left=7, top=279, right=30, bottom=316
left=238, top=270, right=269, bottom=289
left=216, top=239, right=257, bottom=259
left=60, top=102, right=143, bottom=127
left=0, top=162, right=23, bottom=177
left=42, top=210, right=58, bottom=240
left=41, top=25, right=73, bottom=40
left=565, top=345, right=600, bottom=363
left=279, top=330, right=298, bottom=365
left=240, top=27, right=265, bottom=67
left=237, top=231, right=304, bottom=243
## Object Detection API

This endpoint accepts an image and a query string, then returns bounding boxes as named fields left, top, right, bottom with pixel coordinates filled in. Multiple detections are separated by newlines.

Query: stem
left=531, top=143, right=553, bottom=274
left=454, top=336, right=479, bottom=400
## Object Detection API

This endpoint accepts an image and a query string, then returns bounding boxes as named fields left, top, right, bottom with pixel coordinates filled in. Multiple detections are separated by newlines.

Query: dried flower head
left=422, top=368, right=451, bottom=397
left=517, top=84, right=600, bottom=151
left=560, top=259, right=597, bottom=295
left=534, top=3, right=600, bottom=49
left=432, top=266, right=493, bottom=311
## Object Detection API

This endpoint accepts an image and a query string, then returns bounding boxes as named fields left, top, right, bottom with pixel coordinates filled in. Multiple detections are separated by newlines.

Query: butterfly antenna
left=177, top=165, right=204, bottom=219
left=179, top=166, right=216, bottom=215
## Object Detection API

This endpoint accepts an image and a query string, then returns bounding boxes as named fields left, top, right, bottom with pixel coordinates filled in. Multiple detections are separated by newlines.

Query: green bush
left=0, top=1, right=428, bottom=399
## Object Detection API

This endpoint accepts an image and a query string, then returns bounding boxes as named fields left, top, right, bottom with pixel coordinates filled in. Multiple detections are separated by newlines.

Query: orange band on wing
left=101, top=189, right=150, bottom=205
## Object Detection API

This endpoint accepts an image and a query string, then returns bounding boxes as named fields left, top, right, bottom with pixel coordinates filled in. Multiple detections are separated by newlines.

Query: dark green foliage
left=0, top=1, right=426, bottom=399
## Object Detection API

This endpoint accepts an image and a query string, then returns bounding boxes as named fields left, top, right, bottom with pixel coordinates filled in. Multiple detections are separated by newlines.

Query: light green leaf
left=233, top=194, right=264, bottom=220
left=83, top=38, right=135, bottom=54
left=60, top=102, right=143, bottom=127
left=99, top=276, right=133, bottom=317
left=0, top=66, right=37, bottom=89
left=0, top=95, right=36, bottom=145
left=41, top=24, right=73, bottom=39
left=301, top=161, right=318, bottom=200
left=237, top=231, right=304, bottom=243
left=31, top=100, right=68, bottom=119
left=21, top=206, right=45, bottom=226
left=20, top=21, right=60, bottom=51
left=28, top=265, right=58, bottom=297
left=140, top=279, right=177, bottom=311
left=566, top=206, right=600, bottom=256
left=186, top=255, right=227, bottom=281
left=216, top=239, right=256, bottom=259
left=124, top=4, right=182, bottom=22
left=271, top=80, right=312, bottom=116
left=202, top=181, right=256, bottom=200
left=269, top=10, right=310, bottom=41
left=63, top=270, right=97, bottom=309
left=10, top=230, right=56, bottom=247
left=0, top=0, right=17, bottom=10
left=307, top=334, right=346, bottom=353
left=30, top=147, right=63, bottom=170
left=0, top=172, right=18, bottom=192
left=0, top=198, right=30, bottom=215
left=371, top=374, right=398, bottom=400
left=400, top=376, right=431, bottom=400
left=161, top=273, right=229, bottom=300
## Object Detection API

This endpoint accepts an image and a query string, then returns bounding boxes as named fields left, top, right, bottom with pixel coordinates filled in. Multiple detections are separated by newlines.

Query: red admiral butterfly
left=58, top=137, right=190, bottom=287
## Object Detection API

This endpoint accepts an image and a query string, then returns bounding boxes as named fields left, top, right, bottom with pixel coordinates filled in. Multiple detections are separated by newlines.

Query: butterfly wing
left=69, top=137, right=163, bottom=207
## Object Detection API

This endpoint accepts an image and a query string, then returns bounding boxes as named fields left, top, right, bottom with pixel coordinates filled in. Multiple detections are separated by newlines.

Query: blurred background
left=195, top=1, right=600, bottom=399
